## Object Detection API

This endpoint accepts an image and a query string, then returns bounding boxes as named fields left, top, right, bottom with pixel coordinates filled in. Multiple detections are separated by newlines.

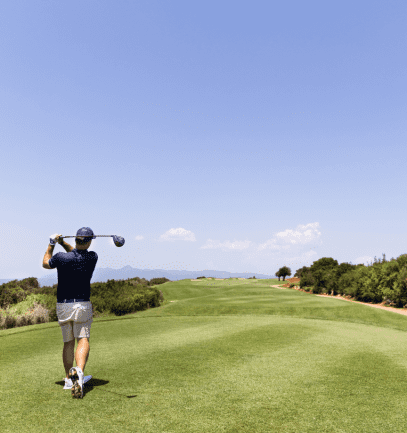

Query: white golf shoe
left=63, top=377, right=73, bottom=390
left=63, top=374, right=92, bottom=390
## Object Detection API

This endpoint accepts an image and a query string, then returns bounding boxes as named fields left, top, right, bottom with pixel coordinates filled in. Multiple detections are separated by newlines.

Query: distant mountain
left=0, top=265, right=276, bottom=288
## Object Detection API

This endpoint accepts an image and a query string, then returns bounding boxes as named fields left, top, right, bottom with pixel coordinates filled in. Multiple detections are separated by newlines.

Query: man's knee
left=76, top=337, right=90, bottom=344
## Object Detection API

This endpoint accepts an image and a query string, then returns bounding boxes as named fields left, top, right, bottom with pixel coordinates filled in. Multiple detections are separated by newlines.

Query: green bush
left=149, top=277, right=171, bottom=286
left=16, top=315, right=28, bottom=327
left=90, top=279, right=120, bottom=299
left=91, top=297, right=109, bottom=314
left=3, top=314, right=17, bottom=330
left=47, top=304, right=58, bottom=322
left=33, top=284, right=58, bottom=297
left=338, top=270, right=358, bottom=298
left=108, top=286, right=163, bottom=316
left=381, top=266, right=407, bottom=308
left=5, top=294, right=53, bottom=316
left=109, top=293, right=143, bottom=316
left=0, top=277, right=41, bottom=309
left=300, top=270, right=315, bottom=289
left=0, top=275, right=168, bottom=328
left=356, top=266, right=382, bottom=303
left=0, top=286, right=28, bottom=309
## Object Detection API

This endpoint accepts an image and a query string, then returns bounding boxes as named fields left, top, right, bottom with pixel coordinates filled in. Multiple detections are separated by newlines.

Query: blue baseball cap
left=75, top=227, right=96, bottom=244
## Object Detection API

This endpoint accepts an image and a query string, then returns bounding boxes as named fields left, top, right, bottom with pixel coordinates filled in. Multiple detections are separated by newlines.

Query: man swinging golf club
left=43, top=227, right=98, bottom=399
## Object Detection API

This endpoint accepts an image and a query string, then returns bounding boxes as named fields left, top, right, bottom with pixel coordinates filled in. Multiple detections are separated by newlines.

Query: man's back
left=49, top=249, right=98, bottom=301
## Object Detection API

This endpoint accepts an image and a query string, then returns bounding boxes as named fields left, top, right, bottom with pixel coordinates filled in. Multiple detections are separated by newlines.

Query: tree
left=336, top=262, right=356, bottom=279
left=307, top=258, right=339, bottom=294
left=309, top=257, right=339, bottom=274
left=299, top=269, right=315, bottom=289
left=278, top=266, right=291, bottom=281
left=294, top=266, right=309, bottom=279
left=275, top=269, right=282, bottom=281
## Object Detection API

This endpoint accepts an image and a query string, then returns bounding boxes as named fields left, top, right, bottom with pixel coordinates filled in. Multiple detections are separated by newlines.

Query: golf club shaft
left=61, top=235, right=114, bottom=238
left=57, top=234, right=125, bottom=247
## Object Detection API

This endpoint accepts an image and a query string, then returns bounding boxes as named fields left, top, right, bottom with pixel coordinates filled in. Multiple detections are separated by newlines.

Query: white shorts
left=56, top=301, right=93, bottom=343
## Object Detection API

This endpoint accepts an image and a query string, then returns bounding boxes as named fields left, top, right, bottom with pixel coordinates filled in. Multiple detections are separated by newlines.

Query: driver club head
left=112, top=235, right=125, bottom=247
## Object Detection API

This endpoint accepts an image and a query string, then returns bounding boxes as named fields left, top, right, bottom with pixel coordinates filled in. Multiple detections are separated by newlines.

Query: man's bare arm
left=60, top=240, right=74, bottom=253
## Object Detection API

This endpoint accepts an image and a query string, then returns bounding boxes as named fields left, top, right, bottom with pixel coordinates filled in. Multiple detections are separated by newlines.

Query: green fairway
left=2, top=278, right=407, bottom=432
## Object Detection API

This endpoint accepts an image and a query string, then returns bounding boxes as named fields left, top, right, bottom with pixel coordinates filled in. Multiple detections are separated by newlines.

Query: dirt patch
left=276, top=277, right=301, bottom=288
left=286, top=277, right=301, bottom=284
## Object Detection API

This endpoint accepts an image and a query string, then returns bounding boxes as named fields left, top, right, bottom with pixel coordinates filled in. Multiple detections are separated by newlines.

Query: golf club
left=60, top=235, right=125, bottom=247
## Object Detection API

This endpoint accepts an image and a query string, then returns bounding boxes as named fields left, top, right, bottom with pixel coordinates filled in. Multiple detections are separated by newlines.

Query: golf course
left=2, top=277, right=407, bottom=432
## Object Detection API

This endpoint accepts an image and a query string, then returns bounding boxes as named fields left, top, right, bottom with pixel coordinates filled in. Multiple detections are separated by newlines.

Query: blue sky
left=1, top=0, right=406, bottom=281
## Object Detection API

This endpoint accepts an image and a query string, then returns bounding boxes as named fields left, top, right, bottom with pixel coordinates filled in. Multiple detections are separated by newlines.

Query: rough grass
left=0, top=293, right=52, bottom=329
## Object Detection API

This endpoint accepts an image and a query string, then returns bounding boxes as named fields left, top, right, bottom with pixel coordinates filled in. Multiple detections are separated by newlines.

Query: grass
left=1, top=278, right=407, bottom=432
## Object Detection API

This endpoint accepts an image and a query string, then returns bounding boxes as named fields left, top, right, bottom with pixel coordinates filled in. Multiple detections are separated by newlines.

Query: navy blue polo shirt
left=48, top=249, right=98, bottom=302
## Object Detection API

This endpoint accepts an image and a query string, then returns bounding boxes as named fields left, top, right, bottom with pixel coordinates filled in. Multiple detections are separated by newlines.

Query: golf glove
left=49, top=234, right=61, bottom=245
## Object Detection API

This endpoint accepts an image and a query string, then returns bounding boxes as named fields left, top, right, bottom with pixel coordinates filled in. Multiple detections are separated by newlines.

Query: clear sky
left=1, top=0, right=406, bottom=281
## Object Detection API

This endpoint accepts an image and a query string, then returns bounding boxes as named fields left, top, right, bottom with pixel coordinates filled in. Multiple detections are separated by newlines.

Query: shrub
left=33, top=284, right=58, bottom=297
left=47, top=304, right=58, bottom=322
left=338, top=270, right=358, bottom=298
left=27, top=302, right=49, bottom=326
left=0, top=286, right=28, bottom=309
left=91, top=297, right=108, bottom=314
left=149, top=277, right=171, bottom=286
left=107, top=286, right=163, bottom=316
left=6, top=294, right=54, bottom=318
left=381, top=266, right=407, bottom=308
left=16, top=315, right=28, bottom=327
left=344, top=265, right=380, bottom=303
left=109, top=294, right=140, bottom=316
left=3, top=314, right=16, bottom=329
left=300, top=271, right=315, bottom=289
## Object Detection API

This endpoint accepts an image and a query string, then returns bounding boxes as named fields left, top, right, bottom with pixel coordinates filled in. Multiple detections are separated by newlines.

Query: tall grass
left=0, top=300, right=49, bottom=329
left=0, top=291, right=61, bottom=327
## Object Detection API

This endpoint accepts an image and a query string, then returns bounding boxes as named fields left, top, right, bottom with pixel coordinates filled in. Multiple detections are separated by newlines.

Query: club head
left=113, top=235, right=125, bottom=247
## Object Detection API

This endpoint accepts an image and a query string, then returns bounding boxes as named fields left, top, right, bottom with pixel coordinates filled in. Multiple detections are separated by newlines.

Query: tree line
left=275, top=253, right=407, bottom=307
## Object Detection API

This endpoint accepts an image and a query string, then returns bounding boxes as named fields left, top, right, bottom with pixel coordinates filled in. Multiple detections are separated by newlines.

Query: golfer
left=43, top=227, right=98, bottom=399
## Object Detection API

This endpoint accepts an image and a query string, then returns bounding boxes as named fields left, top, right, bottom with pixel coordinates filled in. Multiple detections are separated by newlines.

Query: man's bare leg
left=63, top=339, right=75, bottom=379
left=75, top=337, right=90, bottom=373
